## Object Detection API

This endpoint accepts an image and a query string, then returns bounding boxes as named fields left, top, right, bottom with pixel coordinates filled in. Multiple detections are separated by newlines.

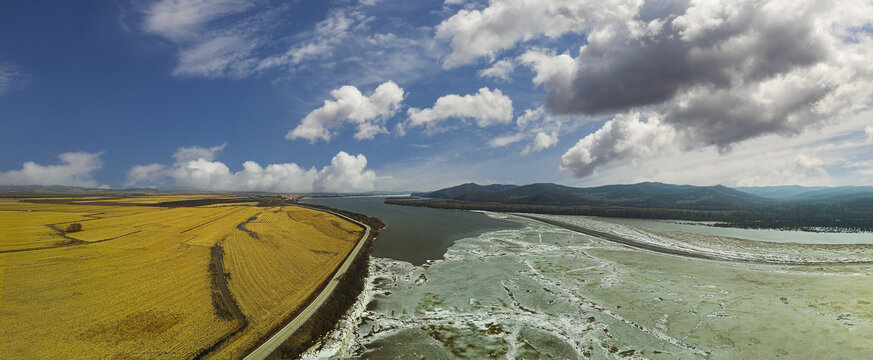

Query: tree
left=65, top=223, right=83, bottom=233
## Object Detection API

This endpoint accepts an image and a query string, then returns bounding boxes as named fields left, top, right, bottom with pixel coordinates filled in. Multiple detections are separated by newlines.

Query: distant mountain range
left=736, top=185, right=873, bottom=201
left=415, top=182, right=772, bottom=211
left=399, top=182, right=873, bottom=231
left=415, top=182, right=873, bottom=207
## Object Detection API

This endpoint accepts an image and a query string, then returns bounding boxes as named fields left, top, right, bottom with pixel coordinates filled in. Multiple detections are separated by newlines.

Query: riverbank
left=261, top=204, right=384, bottom=359
left=519, top=213, right=873, bottom=265
left=385, top=198, right=873, bottom=232
left=346, top=212, right=873, bottom=359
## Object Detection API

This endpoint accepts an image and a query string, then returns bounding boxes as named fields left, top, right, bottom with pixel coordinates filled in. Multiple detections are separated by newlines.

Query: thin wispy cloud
left=144, top=0, right=256, bottom=41
left=143, top=0, right=263, bottom=78
left=142, top=1, right=435, bottom=82
left=256, top=8, right=372, bottom=72
left=0, top=62, right=24, bottom=96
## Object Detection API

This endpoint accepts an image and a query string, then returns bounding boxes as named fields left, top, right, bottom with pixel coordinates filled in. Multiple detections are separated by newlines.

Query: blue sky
left=1, top=0, right=872, bottom=192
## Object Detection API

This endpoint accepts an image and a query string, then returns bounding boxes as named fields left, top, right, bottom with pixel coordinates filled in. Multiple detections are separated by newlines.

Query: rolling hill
left=414, top=182, right=772, bottom=211
left=736, top=185, right=873, bottom=201
left=400, top=182, right=873, bottom=231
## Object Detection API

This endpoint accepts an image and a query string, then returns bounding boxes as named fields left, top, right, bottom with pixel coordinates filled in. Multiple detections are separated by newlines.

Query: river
left=302, top=196, right=522, bottom=266
left=301, top=197, right=873, bottom=359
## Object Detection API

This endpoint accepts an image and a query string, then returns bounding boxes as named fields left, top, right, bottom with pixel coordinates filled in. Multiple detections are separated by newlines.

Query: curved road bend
left=244, top=209, right=371, bottom=360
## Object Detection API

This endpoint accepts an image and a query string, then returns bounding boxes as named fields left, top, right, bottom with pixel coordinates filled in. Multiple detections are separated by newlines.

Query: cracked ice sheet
left=344, top=214, right=873, bottom=359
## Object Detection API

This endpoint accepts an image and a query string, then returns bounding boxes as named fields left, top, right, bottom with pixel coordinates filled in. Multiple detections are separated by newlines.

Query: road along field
left=0, top=194, right=363, bottom=359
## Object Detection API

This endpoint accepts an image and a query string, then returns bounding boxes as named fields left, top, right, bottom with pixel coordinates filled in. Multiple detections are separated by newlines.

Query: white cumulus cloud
left=287, top=81, right=405, bottom=142
left=0, top=152, right=104, bottom=188
left=523, top=132, right=558, bottom=155
left=125, top=163, right=167, bottom=188
left=867, top=126, right=873, bottom=144
left=478, top=59, right=515, bottom=82
left=401, top=87, right=513, bottom=135
left=125, top=144, right=378, bottom=192
left=435, top=0, right=639, bottom=68
left=561, top=113, right=678, bottom=178
left=312, top=152, right=377, bottom=192
left=518, top=49, right=576, bottom=103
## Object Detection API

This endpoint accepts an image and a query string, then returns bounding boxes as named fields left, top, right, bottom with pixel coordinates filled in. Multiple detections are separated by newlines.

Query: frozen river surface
left=305, top=210, right=873, bottom=359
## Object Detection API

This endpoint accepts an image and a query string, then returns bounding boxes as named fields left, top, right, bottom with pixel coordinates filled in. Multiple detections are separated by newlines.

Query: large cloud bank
left=440, top=0, right=873, bottom=178
left=126, top=145, right=377, bottom=192
left=0, top=152, right=104, bottom=187
left=287, top=81, right=405, bottom=142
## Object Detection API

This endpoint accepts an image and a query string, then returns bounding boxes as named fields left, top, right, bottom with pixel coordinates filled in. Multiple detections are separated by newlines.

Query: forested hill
left=413, top=182, right=772, bottom=211
left=400, top=182, right=873, bottom=231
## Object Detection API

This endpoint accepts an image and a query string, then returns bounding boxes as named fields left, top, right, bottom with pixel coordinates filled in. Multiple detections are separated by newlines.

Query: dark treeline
left=384, top=198, right=873, bottom=232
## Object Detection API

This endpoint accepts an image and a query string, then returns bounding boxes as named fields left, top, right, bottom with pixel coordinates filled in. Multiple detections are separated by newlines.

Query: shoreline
left=348, top=211, right=873, bottom=358
left=253, top=204, right=384, bottom=359
left=299, top=255, right=378, bottom=358
left=385, top=198, right=873, bottom=232
left=517, top=213, right=873, bottom=266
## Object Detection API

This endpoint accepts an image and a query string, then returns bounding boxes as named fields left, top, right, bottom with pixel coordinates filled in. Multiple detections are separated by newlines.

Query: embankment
left=264, top=204, right=384, bottom=359
left=519, top=214, right=873, bottom=266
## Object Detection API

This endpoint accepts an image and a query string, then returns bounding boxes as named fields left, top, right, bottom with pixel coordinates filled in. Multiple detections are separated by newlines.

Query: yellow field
left=0, top=195, right=362, bottom=359
left=214, top=206, right=362, bottom=359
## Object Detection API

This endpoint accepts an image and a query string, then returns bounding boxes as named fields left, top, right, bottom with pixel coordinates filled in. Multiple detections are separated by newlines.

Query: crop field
left=0, top=194, right=362, bottom=359
left=213, top=206, right=362, bottom=359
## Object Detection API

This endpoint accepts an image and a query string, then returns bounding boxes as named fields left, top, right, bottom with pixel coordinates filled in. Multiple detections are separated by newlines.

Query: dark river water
left=301, top=196, right=522, bottom=265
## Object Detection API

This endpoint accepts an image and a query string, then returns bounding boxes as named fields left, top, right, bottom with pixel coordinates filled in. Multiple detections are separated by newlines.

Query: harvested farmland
left=0, top=194, right=364, bottom=359
left=211, top=206, right=363, bottom=359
